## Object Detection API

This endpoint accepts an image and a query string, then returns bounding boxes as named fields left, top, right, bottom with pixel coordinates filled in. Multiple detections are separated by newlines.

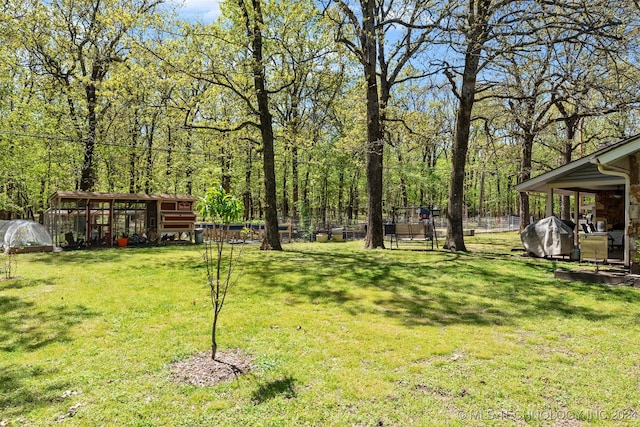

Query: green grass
left=2, top=232, right=640, bottom=426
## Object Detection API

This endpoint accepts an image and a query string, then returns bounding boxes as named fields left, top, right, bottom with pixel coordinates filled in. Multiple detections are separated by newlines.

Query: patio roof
left=49, top=191, right=197, bottom=202
left=515, top=133, right=640, bottom=195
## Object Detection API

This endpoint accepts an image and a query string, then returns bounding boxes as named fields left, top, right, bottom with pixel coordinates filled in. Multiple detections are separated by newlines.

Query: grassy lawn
left=2, top=232, right=640, bottom=426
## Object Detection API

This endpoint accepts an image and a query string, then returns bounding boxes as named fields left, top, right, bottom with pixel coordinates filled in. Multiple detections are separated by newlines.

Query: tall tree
left=268, top=0, right=345, bottom=224
left=495, top=41, right=561, bottom=230
left=169, top=0, right=286, bottom=249
left=439, top=0, right=628, bottom=249
left=238, top=0, right=282, bottom=249
left=327, top=0, right=440, bottom=248
left=440, top=0, right=495, bottom=251
left=18, top=0, right=164, bottom=191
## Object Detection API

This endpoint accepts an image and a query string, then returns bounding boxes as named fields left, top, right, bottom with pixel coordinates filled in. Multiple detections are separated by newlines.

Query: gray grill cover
left=521, top=216, right=574, bottom=257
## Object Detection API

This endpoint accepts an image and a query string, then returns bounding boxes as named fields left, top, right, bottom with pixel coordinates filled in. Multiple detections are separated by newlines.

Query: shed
left=45, top=191, right=197, bottom=248
left=515, top=134, right=640, bottom=269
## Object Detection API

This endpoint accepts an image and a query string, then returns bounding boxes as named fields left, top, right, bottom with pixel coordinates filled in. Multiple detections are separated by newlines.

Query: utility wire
left=0, top=130, right=218, bottom=156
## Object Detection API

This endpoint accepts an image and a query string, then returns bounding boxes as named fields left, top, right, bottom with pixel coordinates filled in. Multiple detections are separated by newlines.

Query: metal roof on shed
left=49, top=191, right=197, bottom=202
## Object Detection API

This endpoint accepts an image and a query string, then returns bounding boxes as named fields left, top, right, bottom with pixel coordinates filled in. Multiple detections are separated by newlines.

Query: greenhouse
left=0, top=219, right=54, bottom=254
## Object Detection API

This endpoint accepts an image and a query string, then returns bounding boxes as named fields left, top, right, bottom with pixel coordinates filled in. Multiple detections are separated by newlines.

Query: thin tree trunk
left=292, top=145, right=299, bottom=223
left=282, top=142, right=289, bottom=220
left=211, top=308, right=218, bottom=360
left=518, top=132, right=534, bottom=230
left=338, top=169, right=344, bottom=225
left=478, top=168, right=485, bottom=225
left=560, top=117, right=579, bottom=220
left=303, top=167, right=310, bottom=225
left=165, top=126, right=175, bottom=193
left=80, top=84, right=98, bottom=191
left=129, top=115, right=139, bottom=194
left=145, top=121, right=155, bottom=194
left=396, top=149, right=409, bottom=208
left=244, top=146, right=253, bottom=220
left=185, top=136, right=193, bottom=195
left=221, top=142, right=232, bottom=193
left=321, top=174, right=328, bottom=229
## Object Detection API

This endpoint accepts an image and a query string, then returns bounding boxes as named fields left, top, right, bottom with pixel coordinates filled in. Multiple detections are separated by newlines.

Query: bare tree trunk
left=321, top=173, right=328, bottom=229
left=560, top=117, right=579, bottom=220
left=211, top=308, right=218, bottom=360
left=445, top=49, right=481, bottom=251
left=282, top=143, right=289, bottom=220
left=292, top=145, right=299, bottom=223
left=362, top=0, right=385, bottom=249
left=129, top=114, right=139, bottom=194
left=303, top=167, right=310, bottom=224
left=80, top=83, right=98, bottom=191
left=221, top=142, right=232, bottom=193
left=244, top=146, right=253, bottom=220
left=444, top=0, right=490, bottom=251
left=518, top=132, right=534, bottom=230
left=396, top=149, right=409, bottom=208
left=165, top=126, right=176, bottom=193
left=144, top=121, right=155, bottom=194
left=338, top=169, right=344, bottom=225
left=478, top=168, right=485, bottom=224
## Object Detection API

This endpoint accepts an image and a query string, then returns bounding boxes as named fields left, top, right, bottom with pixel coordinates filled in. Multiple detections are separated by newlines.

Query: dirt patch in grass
left=169, top=349, right=253, bottom=387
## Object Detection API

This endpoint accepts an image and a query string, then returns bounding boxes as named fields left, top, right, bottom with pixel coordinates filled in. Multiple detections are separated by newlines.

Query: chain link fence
left=286, top=214, right=520, bottom=241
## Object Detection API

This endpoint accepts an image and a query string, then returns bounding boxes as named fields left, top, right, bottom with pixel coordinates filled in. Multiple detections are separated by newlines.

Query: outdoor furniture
left=278, top=224, right=292, bottom=243
left=609, top=230, right=624, bottom=248
left=384, top=222, right=434, bottom=250
left=580, top=232, right=609, bottom=261
left=330, top=228, right=344, bottom=242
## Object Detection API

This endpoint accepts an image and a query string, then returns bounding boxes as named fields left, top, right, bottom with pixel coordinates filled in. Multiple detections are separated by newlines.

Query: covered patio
left=516, top=134, right=640, bottom=269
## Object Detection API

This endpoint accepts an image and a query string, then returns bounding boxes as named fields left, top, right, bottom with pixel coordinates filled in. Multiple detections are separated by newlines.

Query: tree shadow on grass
left=27, top=245, right=195, bottom=266
left=0, top=364, right=72, bottom=420
left=27, top=247, right=151, bottom=265
left=0, top=277, right=56, bottom=291
left=0, top=296, right=97, bottom=352
left=251, top=376, right=297, bottom=404
left=240, top=247, right=640, bottom=327
left=0, top=294, right=96, bottom=418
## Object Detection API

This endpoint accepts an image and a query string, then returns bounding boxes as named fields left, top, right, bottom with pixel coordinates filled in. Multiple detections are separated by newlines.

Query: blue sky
left=172, top=0, right=221, bottom=22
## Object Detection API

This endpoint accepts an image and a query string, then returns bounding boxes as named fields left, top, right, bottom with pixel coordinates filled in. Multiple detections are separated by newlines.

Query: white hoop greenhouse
left=0, top=219, right=54, bottom=254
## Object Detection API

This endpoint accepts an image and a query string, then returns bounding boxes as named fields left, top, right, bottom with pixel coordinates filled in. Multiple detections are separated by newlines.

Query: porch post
left=574, top=191, right=580, bottom=247
left=108, top=199, right=114, bottom=247
left=594, top=160, right=632, bottom=269
left=546, top=187, right=554, bottom=217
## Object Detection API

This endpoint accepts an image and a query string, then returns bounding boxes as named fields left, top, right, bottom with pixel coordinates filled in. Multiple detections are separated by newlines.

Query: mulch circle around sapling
left=169, top=349, right=253, bottom=387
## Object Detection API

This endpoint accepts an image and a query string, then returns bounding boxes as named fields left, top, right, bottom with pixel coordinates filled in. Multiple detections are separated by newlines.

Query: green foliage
left=197, top=185, right=245, bottom=360
left=1, top=0, right=640, bottom=228
left=197, top=185, right=244, bottom=225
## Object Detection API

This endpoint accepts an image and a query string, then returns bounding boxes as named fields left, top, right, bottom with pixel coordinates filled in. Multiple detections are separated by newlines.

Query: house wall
left=594, top=193, right=625, bottom=228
